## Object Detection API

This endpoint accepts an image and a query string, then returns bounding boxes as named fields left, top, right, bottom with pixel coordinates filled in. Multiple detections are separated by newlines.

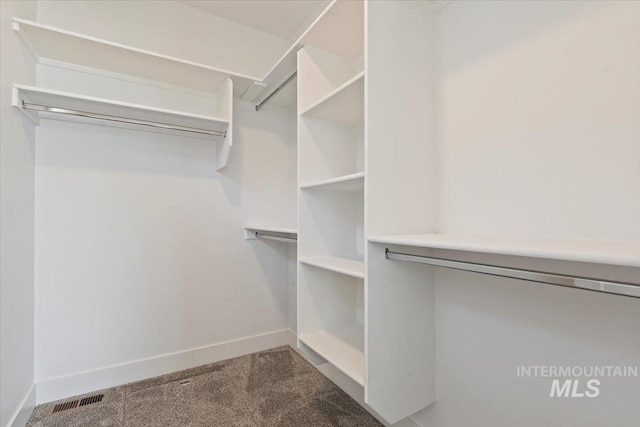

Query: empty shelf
left=368, top=234, right=640, bottom=268
left=12, top=18, right=257, bottom=96
left=300, top=172, right=364, bottom=192
left=300, top=256, right=365, bottom=279
left=300, top=72, right=364, bottom=124
left=299, top=323, right=365, bottom=386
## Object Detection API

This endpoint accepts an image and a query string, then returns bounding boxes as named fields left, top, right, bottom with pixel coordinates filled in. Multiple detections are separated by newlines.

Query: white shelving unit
left=299, top=72, right=364, bottom=123
left=296, top=0, right=366, bottom=404
left=13, top=83, right=234, bottom=170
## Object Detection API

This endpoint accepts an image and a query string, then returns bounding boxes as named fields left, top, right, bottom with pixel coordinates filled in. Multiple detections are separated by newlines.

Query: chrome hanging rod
left=255, top=71, right=297, bottom=112
left=255, top=231, right=297, bottom=243
left=21, top=101, right=227, bottom=137
left=385, top=249, right=640, bottom=299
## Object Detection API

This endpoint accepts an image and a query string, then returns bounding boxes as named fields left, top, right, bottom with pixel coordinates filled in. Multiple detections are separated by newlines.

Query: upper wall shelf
left=300, top=72, right=364, bottom=124
left=12, top=17, right=257, bottom=97
left=13, top=84, right=233, bottom=170
left=368, top=234, right=640, bottom=268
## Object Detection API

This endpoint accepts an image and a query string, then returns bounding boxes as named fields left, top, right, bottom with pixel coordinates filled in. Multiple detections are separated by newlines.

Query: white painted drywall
left=410, top=1, right=640, bottom=426
left=36, top=0, right=291, bottom=79
left=435, top=0, right=640, bottom=240
left=0, top=1, right=37, bottom=426
left=33, top=66, right=297, bottom=400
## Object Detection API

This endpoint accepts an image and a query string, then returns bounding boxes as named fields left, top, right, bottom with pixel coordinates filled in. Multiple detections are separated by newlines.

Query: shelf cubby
left=297, top=264, right=365, bottom=386
left=299, top=323, right=365, bottom=386
left=300, top=72, right=364, bottom=124
left=298, top=118, right=364, bottom=185
left=299, top=189, right=364, bottom=260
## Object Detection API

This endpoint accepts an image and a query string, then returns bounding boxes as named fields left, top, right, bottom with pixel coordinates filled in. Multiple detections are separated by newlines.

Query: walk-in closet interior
left=1, top=1, right=639, bottom=426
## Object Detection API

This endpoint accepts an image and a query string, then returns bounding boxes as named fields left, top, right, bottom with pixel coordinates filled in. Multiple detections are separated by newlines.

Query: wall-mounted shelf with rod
left=384, top=248, right=640, bottom=299
left=244, top=226, right=297, bottom=243
left=369, top=234, right=640, bottom=268
left=13, top=84, right=234, bottom=170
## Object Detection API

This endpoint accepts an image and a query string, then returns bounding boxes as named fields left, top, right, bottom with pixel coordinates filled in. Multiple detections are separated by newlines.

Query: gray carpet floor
left=26, top=346, right=383, bottom=426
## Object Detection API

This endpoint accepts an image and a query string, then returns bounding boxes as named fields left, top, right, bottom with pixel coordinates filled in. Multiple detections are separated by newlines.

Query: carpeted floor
left=26, top=346, right=383, bottom=426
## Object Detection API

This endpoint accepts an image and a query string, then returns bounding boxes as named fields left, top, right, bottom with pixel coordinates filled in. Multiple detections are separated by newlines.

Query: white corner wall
left=0, top=1, right=37, bottom=426
left=33, top=77, right=297, bottom=402
left=36, top=0, right=292, bottom=79
left=410, top=1, right=640, bottom=426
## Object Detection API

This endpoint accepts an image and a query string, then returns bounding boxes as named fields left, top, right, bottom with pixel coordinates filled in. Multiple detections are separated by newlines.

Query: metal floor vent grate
left=49, top=393, right=107, bottom=415
left=51, top=400, right=78, bottom=414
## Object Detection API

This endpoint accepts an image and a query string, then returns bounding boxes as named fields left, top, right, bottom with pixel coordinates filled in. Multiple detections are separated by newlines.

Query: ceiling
left=178, top=0, right=327, bottom=40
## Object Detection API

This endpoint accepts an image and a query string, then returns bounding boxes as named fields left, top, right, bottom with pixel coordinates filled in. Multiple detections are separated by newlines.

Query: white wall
left=411, top=1, right=640, bottom=426
left=0, top=1, right=37, bottom=426
left=36, top=0, right=291, bottom=79
left=33, top=60, right=297, bottom=401
left=434, top=0, right=640, bottom=240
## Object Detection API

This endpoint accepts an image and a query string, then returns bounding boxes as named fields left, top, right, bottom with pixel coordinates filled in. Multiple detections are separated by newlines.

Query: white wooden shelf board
left=299, top=323, right=365, bottom=386
left=299, top=72, right=364, bottom=124
left=13, top=17, right=257, bottom=96
left=245, top=225, right=298, bottom=235
left=368, top=234, right=640, bottom=268
left=300, top=172, right=364, bottom=192
left=299, top=255, right=365, bottom=279
left=13, top=84, right=228, bottom=134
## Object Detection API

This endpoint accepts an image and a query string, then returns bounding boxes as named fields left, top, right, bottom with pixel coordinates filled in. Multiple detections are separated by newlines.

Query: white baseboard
left=5, top=384, right=36, bottom=427
left=36, top=329, right=289, bottom=404
left=286, top=328, right=297, bottom=348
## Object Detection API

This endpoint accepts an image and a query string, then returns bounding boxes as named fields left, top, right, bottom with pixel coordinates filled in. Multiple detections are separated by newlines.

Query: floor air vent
left=80, top=394, right=104, bottom=406
left=49, top=393, right=107, bottom=415
left=51, top=400, right=79, bottom=414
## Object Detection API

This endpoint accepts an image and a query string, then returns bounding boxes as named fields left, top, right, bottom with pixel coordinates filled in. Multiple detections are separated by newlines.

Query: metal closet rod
left=255, top=231, right=297, bottom=243
left=21, top=101, right=227, bottom=137
left=255, top=71, right=297, bottom=112
left=384, top=249, right=640, bottom=299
